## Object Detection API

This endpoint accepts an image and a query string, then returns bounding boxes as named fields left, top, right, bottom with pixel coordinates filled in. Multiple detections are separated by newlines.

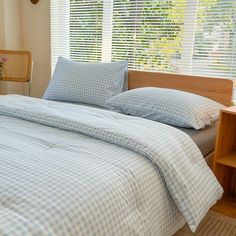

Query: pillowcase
left=43, top=57, right=128, bottom=107
left=106, top=87, right=224, bottom=129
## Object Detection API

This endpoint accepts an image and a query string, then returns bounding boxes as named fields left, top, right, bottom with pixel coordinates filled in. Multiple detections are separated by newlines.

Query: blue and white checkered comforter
left=0, top=95, right=223, bottom=236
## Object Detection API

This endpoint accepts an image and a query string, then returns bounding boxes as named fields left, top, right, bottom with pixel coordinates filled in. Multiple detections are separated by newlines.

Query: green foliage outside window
left=70, top=0, right=103, bottom=62
left=69, top=0, right=236, bottom=77
left=111, top=0, right=185, bottom=72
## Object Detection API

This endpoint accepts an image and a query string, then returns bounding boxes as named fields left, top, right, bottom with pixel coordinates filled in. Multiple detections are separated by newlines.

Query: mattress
left=178, top=123, right=217, bottom=157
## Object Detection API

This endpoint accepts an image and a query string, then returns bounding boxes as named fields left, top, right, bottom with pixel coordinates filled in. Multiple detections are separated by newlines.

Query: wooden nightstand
left=212, top=106, right=236, bottom=218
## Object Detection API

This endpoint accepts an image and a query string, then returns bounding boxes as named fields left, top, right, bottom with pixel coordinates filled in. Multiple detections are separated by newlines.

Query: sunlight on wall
left=0, top=0, right=51, bottom=97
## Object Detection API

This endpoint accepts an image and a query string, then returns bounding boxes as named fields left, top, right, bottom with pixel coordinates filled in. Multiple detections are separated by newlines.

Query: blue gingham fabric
left=106, top=87, right=224, bottom=129
left=43, top=57, right=128, bottom=107
left=0, top=95, right=223, bottom=235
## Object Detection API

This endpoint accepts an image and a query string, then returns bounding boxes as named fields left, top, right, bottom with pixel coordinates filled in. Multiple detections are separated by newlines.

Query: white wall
left=21, top=0, right=51, bottom=97
left=0, top=0, right=23, bottom=94
left=3, top=0, right=23, bottom=50
left=0, top=0, right=5, bottom=48
left=0, top=0, right=51, bottom=97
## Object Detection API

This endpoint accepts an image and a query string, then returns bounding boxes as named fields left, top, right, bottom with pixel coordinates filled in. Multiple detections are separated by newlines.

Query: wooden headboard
left=128, top=70, right=234, bottom=106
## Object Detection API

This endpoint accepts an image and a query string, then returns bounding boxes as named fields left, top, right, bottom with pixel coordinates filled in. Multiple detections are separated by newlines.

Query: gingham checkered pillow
left=44, top=57, right=128, bottom=107
left=106, top=87, right=224, bottom=129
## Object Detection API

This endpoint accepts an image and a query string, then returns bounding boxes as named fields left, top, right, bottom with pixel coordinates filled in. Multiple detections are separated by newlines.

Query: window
left=51, top=0, right=236, bottom=80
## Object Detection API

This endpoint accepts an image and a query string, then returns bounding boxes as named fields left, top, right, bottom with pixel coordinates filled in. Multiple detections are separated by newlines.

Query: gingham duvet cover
left=0, top=95, right=223, bottom=236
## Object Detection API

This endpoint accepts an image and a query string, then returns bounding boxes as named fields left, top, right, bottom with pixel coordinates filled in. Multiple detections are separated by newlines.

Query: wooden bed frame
left=128, top=70, right=234, bottom=106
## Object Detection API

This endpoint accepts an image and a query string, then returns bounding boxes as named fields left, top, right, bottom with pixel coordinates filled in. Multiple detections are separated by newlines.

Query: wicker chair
left=0, top=50, right=32, bottom=96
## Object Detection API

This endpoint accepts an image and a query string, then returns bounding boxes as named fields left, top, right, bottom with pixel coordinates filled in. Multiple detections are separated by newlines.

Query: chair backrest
left=0, top=50, right=32, bottom=82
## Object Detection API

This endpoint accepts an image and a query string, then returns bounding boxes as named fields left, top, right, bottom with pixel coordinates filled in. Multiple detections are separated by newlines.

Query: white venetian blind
left=51, top=0, right=236, bottom=79
left=70, top=0, right=103, bottom=62
left=191, top=0, right=236, bottom=78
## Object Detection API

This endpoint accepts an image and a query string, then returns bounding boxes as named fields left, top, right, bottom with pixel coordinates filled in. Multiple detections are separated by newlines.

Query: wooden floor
left=211, top=195, right=236, bottom=218
left=174, top=210, right=236, bottom=236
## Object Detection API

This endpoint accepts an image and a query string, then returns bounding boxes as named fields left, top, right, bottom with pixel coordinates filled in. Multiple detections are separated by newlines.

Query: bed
left=0, top=67, right=234, bottom=236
